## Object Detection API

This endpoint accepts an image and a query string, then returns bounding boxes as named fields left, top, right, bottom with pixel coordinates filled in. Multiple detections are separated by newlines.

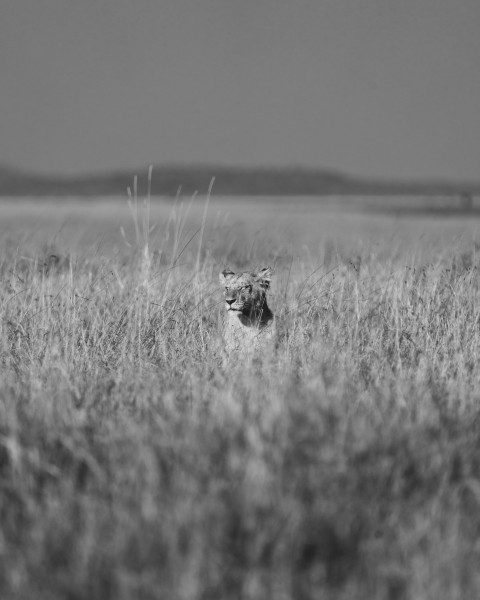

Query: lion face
left=219, top=267, right=273, bottom=318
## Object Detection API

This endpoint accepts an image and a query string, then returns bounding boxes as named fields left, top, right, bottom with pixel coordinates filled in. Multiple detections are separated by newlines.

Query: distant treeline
left=0, top=163, right=478, bottom=197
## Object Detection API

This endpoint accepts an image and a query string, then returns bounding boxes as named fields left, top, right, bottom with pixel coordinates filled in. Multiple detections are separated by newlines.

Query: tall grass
left=1, top=193, right=480, bottom=599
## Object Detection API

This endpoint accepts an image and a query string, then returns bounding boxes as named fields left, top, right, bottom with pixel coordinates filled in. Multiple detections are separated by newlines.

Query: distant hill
left=0, top=163, right=479, bottom=197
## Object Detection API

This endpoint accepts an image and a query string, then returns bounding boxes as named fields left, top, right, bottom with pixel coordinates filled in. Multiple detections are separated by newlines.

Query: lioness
left=219, top=267, right=275, bottom=355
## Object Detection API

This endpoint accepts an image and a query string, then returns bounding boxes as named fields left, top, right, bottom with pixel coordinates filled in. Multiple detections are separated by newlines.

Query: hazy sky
left=1, top=0, right=480, bottom=180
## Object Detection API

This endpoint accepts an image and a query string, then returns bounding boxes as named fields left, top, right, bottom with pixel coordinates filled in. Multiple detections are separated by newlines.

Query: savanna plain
left=1, top=192, right=480, bottom=600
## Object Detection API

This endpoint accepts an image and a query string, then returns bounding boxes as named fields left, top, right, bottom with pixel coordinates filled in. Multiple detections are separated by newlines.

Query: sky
left=1, top=0, right=480, bottom=181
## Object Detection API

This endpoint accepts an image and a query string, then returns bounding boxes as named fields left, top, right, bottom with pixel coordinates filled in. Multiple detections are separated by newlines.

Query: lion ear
left=219, top=269, right=235, bottom=285
left=256, top=266, right=274, bottom=289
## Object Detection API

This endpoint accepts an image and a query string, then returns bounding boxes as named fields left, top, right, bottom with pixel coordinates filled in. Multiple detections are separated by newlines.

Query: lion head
left=219, top=267, right=274, bottom=322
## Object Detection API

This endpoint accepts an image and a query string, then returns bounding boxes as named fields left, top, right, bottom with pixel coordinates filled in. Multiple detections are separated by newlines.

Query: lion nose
left=226, top=298, right=235, bottom=306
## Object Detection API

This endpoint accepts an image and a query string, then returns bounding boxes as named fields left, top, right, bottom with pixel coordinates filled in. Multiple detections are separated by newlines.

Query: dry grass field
left=1, top=193, right=480, bottom=599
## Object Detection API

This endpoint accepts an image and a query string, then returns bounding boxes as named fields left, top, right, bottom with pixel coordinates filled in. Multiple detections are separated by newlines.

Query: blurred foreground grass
left=1, top=196, right=480, bottom=599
